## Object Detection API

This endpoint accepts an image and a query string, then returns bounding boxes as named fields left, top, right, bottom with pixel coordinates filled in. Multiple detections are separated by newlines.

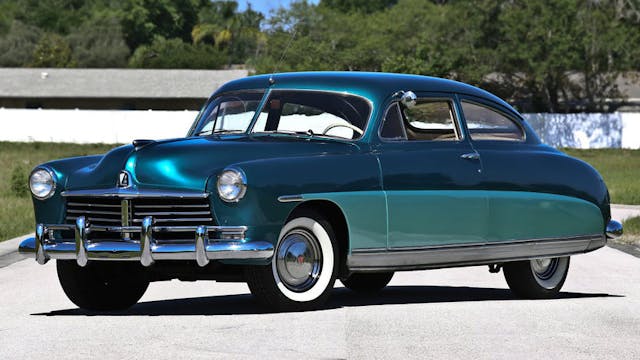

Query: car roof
left=214, top=71, right=520, bottom=116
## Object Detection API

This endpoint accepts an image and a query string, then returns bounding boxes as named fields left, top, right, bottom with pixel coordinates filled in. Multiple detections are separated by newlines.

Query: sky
left=237, top=0, right=320, bottom=16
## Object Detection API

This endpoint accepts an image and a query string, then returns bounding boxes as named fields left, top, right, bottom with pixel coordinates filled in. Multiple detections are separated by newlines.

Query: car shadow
left=31, top=285, right=623, bottom=316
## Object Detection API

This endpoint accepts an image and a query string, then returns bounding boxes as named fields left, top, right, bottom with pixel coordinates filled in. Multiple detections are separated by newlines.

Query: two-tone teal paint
left=25, top=72, right=615, bottom=269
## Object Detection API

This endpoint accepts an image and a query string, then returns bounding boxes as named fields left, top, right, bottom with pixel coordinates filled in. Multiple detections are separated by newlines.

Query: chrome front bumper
left=19, top=216, right=274, bottom=267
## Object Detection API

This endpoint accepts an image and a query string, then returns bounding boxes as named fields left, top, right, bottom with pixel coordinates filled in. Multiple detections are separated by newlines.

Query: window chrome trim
left=188, top=89, right=267, bottom=137
left=247, top=88, right=374, bottom=141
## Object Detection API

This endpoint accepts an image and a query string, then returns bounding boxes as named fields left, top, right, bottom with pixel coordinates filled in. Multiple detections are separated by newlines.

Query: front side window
left=190, top=91, right=264, bottom=136
left=461, top=101, right=524, bottom=141
left=380, top=99, right=460, bottom=141
left=251, top=91, right=370, bottom=140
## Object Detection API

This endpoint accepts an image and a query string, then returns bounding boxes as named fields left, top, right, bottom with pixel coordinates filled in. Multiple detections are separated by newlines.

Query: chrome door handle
left=460, top=152, right=480, bottom=160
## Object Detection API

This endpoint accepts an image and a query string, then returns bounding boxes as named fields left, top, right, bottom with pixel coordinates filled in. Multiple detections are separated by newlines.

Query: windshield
left=251, top=90, right=371, bottom=140
left=189, top=91, right=264, bottom=136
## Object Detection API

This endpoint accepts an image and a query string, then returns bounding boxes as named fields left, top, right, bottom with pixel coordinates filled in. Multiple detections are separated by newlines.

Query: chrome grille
left=65, top=197, right=214, bottom=243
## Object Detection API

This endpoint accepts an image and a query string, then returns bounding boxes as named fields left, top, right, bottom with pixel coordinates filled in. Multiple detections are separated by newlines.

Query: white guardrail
left=0, top=108, right=639, bottom=148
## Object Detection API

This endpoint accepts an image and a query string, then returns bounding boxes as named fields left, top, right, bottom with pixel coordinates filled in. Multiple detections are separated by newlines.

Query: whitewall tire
left=503, top=256, right=570, bottom=299
left=245, top=209, right=338, bottom=311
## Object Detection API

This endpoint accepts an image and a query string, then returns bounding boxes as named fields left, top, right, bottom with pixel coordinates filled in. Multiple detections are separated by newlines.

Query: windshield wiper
left=195, top=129, right=244, bottom=136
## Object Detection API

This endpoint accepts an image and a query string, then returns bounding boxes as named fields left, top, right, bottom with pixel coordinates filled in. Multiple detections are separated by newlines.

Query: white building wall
left=0, top=108, right=197, bottom=144
left=0, top=108, right=639, bottom=148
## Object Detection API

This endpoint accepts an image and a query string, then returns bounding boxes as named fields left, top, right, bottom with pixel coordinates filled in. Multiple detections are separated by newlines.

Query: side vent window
left=380, top=103, right=407, bottom=140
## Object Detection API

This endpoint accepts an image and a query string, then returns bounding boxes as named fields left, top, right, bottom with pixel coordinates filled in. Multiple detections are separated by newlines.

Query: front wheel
left=57, top=260, right=149, bottom=311
left=245, top=210, right=338, bottom=312
left=503, top=257, right=570, bottom=299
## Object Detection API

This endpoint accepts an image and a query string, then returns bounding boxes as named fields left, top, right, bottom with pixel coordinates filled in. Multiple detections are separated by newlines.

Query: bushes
left=10, top=163, right=29, bottom=198
left=128, top=37, right=227, bottom=69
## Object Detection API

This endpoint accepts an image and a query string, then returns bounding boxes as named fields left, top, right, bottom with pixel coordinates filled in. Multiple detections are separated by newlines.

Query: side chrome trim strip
left=277, top=195, right=304, bottom=203
left=348, top=234, right=605, bottom=272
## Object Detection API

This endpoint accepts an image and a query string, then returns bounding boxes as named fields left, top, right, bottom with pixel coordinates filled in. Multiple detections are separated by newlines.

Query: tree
left=128, top=36, right=226, bottom=69
left=67, top=16, right=130, bottom=67
left=320, top=0, right=398, bottom=13
left=0, top=21, right=42, bottom=66
left=30, top=33, right=75, bottom=67
left=120, top=0, right=205, bottom=50
left=495, top=0, right=639, bottom=112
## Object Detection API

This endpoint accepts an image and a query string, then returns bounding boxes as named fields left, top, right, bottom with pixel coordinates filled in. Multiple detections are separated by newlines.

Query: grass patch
left=616, top=216, right=640, bottom=246
left=562, top=149, right=640, bottom=205
left=0, top=142, right=117, bottom=242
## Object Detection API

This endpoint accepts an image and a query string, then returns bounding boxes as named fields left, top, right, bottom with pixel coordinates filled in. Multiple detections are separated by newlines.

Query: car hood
left=65, top=135, right=360, bottom=192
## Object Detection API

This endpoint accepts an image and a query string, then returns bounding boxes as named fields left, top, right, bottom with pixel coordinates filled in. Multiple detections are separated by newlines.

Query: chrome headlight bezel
left=216, top=167, right=247, bottom=203
left=29, top=167, right=57, bottom=200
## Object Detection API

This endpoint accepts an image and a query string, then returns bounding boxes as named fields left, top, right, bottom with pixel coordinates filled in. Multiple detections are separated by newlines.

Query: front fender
left=206, top=152, right=382, bottom=247
left=32, top=155, right=104, bottom=225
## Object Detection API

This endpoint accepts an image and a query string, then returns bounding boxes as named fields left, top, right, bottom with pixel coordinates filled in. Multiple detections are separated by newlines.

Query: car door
left=456, top=95, right=598, bottom=242
left=374, top=93, right=487, bottom=249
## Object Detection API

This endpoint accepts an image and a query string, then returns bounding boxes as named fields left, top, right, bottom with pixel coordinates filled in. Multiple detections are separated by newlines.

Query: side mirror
left=400, top=91, right=417, bottom=108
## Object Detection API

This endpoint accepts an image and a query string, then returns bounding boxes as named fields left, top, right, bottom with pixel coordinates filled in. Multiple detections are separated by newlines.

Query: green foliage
left=120, top=0, right=203, bottom=50
left=623, top=216, right=640, bottom=236
left=0, top=21, right=42, bottom=66
left=12, top=0, right=89, bottom=35
left=0, top=0, right=638, bottom=112
left=10, top=164, right=29, bottom=198
left=320, top=0, right=398, bottom=13
left=128, top=36, right=226, bottom=69
left=563, top=148, right=640, bottom=205
left=30, top=33, right=75, bottom=67
left=67, top=16, right=130, bottom=67
left=0, top=142, right=118, bottom=241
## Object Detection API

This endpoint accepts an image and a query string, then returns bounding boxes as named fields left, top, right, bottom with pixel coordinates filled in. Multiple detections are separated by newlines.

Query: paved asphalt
left=1, top=246, right=638, bottom=359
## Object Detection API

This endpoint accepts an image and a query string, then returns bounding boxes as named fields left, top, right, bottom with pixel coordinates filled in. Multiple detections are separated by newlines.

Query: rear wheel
left=57, top=260, right=149, bottom=311
left=503, top=257, right=570, bottom=299
left=245, top=210, right=338, bottom=312
left=341, top=272, right=394, bottom=294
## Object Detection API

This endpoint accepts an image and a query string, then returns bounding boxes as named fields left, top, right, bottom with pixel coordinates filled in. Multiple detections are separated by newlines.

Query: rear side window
left=379, top=99, right=461, bottom=142
left=402, top=100, right=459, bottom=141
left=461, top=101, right=524, bottom=141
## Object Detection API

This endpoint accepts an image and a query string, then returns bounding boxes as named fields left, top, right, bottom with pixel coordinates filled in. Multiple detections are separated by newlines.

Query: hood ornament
left=117, top=170, right=131, bottom=188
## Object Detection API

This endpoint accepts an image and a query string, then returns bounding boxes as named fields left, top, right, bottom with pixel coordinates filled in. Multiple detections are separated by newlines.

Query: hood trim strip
left=62, top=188, right=209, bottom=199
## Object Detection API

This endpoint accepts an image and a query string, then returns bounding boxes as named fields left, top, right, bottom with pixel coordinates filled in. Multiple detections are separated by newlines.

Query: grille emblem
left=118, top=171, right=131, bottom=188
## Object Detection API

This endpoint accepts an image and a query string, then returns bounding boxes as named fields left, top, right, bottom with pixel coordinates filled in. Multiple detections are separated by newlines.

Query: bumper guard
left=19, top=216, right=274, bottom=267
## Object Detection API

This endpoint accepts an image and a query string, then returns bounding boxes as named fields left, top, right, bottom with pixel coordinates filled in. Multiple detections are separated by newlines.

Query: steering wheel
left=321, top=123, right=364, bottom=136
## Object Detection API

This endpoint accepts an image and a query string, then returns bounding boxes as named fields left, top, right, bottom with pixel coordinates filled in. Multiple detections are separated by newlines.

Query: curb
left=611, top=204, right=640, bottom=210
left=0, top=233, right=33, bottom=257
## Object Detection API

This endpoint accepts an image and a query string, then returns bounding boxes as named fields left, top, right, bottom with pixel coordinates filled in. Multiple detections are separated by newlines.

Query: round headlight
left=30, top=168, right=56, bottom=200
left=217, top=168, right=247, bottom=202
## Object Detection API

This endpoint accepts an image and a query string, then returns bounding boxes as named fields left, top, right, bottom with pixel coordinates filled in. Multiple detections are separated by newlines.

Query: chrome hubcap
left=275, top=229, right=322, bottom=292
left=531, top=258, right=559, bottom=280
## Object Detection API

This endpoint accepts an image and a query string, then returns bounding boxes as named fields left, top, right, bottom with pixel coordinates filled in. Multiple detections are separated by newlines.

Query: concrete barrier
left=1, top=108, right=639, bottom=148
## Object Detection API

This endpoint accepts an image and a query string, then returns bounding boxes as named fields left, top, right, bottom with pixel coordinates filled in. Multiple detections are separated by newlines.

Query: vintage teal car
left=20, top=72, right=623, bottom=311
